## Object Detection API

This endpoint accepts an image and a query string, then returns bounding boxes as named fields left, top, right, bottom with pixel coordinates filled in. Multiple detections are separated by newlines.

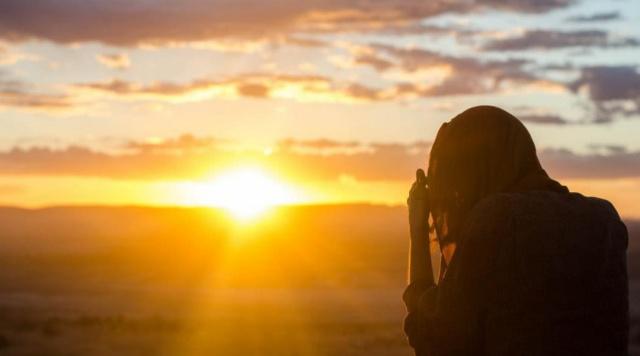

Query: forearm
left=405, top=168, right=434, bottom=310
left=409, top=236, right=432, bottom=285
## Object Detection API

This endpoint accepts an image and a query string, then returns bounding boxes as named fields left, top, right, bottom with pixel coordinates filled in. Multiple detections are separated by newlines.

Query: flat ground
left=0, top=206, right=637, bottom=355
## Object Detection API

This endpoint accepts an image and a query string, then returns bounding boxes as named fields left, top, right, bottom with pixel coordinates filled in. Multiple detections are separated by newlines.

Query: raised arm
left=407, top=168, right=434, bottom=287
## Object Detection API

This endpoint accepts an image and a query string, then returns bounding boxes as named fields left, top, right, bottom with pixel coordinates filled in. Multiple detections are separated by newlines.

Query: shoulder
left=468, top=190, right=622, bottom=223
left=460, top=190, right=626, bottom=245
left=577, top=194, right=623, bottom=222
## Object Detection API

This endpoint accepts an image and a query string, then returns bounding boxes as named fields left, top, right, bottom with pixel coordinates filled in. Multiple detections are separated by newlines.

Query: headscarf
left=427, top=106, right=567, bottom=246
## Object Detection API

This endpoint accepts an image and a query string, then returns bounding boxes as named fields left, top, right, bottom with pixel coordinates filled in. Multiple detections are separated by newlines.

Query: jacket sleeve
left=402, top=251, right=491, bottom=355
left=402, top=199, right=506, bottom=356
left=403, top=281, right=437, bottom=351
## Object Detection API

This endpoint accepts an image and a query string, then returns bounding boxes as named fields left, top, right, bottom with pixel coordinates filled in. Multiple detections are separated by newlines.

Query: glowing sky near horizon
left=0, top=0, right=639, bottom=217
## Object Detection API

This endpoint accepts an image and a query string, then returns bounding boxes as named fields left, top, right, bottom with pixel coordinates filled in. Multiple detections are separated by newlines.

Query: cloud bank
left=1, top=135, right=639, bottom=182
left=0, top=0, right=572, bottom=46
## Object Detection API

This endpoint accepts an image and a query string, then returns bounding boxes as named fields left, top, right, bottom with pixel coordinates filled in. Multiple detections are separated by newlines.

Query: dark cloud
left=482, top=30, right=640, bottom=51
left=479, top=0, right=572, bottom=12
left=571, top=66, right=640, bottom=102
left=365, top=23, right=470, bottom=37
left=569, top=66, right=640, bottom=121
left=566, top=11, right=621, bottom=23
left=517, top=104, right=629, bottom=126
left=541, top=148, right=640, bottom=179
left=0, top=0, right=572, bottom=46
left=520, top=114, right=569, bottom=125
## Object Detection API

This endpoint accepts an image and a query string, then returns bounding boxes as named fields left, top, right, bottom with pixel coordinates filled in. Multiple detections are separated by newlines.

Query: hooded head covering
left=427, top=106, right=567, bottom=245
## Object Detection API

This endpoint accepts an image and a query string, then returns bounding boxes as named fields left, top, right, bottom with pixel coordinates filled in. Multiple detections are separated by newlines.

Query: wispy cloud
left=96, top=53, right=130, bottom=70
left=566, top=11, right=621, bottom=23
left=347, top=43, right=562, bottom=96
left=0, top=76, right=74, bottom=111
left=520, top=114, right=570, bottom=125
left=71, top=75, right=392, bottom=103
left=482, top=30, right=639, bottom=51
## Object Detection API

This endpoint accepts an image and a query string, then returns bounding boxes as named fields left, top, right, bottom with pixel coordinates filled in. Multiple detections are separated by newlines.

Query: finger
left=416, top=169, right=427, bottom=188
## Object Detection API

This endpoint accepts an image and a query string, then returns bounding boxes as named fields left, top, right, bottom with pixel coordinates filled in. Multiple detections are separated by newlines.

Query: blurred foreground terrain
left=0, top=205, right=638, bottom=355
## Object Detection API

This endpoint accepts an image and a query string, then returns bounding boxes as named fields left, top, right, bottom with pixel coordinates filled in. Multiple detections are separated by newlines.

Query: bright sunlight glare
left=180, top=168, right=303, bottom=220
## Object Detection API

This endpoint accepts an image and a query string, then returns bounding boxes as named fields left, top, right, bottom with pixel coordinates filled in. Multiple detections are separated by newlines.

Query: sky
left=0, top=0, right=639, bottom=217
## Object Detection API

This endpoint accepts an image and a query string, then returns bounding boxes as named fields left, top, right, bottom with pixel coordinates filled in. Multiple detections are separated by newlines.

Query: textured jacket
left=403, top=190, right=629, bottom=356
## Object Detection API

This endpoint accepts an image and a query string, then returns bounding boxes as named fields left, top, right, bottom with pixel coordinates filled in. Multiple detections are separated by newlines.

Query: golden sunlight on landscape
left=177, top=167, right=306, bottom=220
left=0, top=0, right=639, bottom=355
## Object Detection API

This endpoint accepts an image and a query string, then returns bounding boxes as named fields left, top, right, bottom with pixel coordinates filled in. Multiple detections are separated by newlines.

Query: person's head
left=427, top=105, right=566, bottom=246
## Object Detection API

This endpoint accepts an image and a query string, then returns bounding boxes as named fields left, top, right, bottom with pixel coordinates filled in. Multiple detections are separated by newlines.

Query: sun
left=181, top=168, right=302, bottom=220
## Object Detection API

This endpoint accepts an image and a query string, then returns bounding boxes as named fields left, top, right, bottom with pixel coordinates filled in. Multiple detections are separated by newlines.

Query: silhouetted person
left=405, top=106, right=628, bottom=356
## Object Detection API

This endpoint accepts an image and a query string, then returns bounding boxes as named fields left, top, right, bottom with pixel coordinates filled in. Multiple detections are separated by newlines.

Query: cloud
left=11, top=56, right=637, bottom=115
left=353, top=53, right=395, bottom=72
left=482, top=30, right=640, bottom=51
left=277, top=36, right=329, bottom=48
left=520, top=114, right=569, bottom=125
left=0, top=76, right=74, bottom=111
left=75, top=79, right=226, bottom=98
left=0, top=0, right=572, bottom=46
left=478, top=0, right=572, bottom=12
left=569, top=66, right=640, bottom=121
left=0, top=136, right=431, bottom=181
left=587, top=144, right=627, bottom=154
left=571, top=66, right=640, bottom=102
left=124, top=134, right=221, bottom=153
left=349, top=44, right=559, bottom=97
left=1, top=134, right=639, bottom=183
left=72, top=75, right=395, bottom=103
left=13, top=64, right=565, bottom=111
left=96, top=53, right=130, bottom=69
left=278, top=138, right=361, bottom=151
left=541, top=148, right=640, bottom=179
left=0, top=90, right=72, bottom=110
left=566, top=11, right=621, bottom=23
left=73, top=67, right=563, bottom=104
